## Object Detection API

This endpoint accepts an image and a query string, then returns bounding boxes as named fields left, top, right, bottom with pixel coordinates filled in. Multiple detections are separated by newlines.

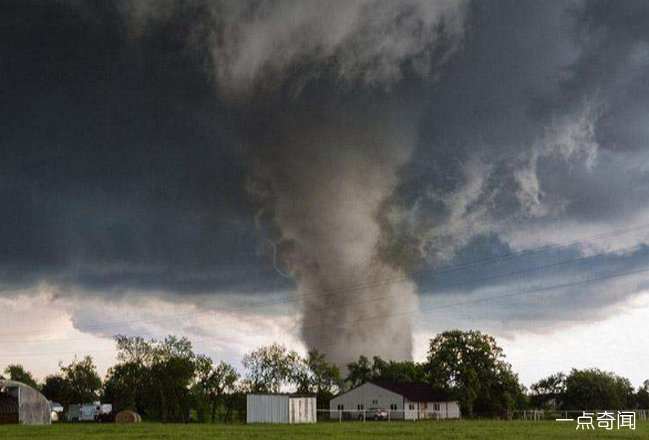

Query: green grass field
left=0, top=420, right=646, bottom=439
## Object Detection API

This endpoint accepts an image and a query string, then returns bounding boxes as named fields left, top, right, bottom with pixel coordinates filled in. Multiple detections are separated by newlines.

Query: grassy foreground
left=0, top=420, right=647, bottom=439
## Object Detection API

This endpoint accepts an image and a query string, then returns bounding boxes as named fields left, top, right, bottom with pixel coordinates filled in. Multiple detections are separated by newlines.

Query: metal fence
left=316, top=409, right=452, bottom=422
left=513, top=409, right=649, bottom=422
left=314, top=408, right=649, bottom=423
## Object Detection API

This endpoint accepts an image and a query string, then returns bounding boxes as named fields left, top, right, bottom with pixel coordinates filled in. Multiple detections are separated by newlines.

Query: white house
left=329, top=382, right=461, bottom=421
left=246, top=394, right=316, bottom=424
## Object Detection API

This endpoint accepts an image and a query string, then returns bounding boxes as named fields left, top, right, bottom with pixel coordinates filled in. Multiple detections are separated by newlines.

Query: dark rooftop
left=370, top=381, right=451, bottom=402
left=246, top=393, right=316, bottom=397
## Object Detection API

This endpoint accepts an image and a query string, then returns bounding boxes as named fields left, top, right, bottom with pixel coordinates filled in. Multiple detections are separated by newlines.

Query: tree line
left=2, top=330, right=648, bottom=422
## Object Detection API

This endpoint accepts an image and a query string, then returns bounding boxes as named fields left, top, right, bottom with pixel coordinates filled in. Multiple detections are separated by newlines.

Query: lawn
left=0, top=420, right=647, bottom=440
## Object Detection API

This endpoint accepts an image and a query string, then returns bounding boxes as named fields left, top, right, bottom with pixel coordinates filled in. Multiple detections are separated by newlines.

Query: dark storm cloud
left=380, top=0, right=649, bottom=325
left=380, top=0, right=589, bottom=266
left=0, top=0, right=289, bottom=295
left=559, top=0, right=649, bottom=153
left=417, top=242, right=649, bottom=335
left=383, top=0, right=649, bottom=252
left=2, top=0, right=649, bottom=338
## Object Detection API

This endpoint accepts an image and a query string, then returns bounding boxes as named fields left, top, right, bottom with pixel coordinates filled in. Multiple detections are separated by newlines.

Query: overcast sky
left=2, top=0, right=649, bottom=386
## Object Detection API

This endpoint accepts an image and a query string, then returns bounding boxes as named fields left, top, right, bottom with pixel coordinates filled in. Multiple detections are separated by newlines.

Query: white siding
left=410, top=401, right=461, bottom=420
left=246, top=395, right=289, bottom=424
left=444, top=401, right=461, bottom=419
left=288, top=397, right=317, bottom=424
left=329, top=383, right=404, bottom=419
left=247, top=395, right=317, bottom=424
left=329, top=383, right=461, bottom=421
left=404, top=399, right=418, bottom=420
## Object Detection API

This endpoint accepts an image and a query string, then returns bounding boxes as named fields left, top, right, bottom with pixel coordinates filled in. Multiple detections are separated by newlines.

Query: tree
left=345, top=355, right=373, bottom=388
left=289, top=350, right=341, bottom=409
left=107, top=335, right=199, bottom=422
left=41, top=374, right=72, bottom=406
left=303, top=350, right=341, bottom=395
left=370, top=357, right=426, bottom=384
left=146, top=336, right=196, bottom=422
left=106, top=334, right=156, bottom=416
left=636, top=380, right=649, bottom=409
left=114, top=335, right=155, bottom=365
left=242, top=343, right=299, bottom=393
left=530, top=372, right=566, bottom=409
left=102, top=362, right=147, bottom=413
left=148, top=351, right=195, bottom=422
left=194, top=357, right=239, bottom=422
left=563, top=369, right=634, bottom=410
left=59, top=356, right=102, bottom=403
left=425, top=330, right=526, bottom=418
left=192, top=354, right=214, bottom=422
left=345, top=355, right=425, bottom=388
left=3, top=364, right=39, bottom=389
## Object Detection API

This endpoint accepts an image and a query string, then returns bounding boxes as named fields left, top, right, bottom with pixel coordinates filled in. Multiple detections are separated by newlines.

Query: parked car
left=368, top=408, right=389, bottom=421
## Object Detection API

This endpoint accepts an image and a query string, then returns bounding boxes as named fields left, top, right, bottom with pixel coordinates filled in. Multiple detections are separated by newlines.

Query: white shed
left=329, top=381, right=460, bottom=421
left=246, top=394, right=317, bottom=424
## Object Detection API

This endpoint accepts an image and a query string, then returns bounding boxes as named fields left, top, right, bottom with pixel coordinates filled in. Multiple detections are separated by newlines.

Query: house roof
left=370, top=381, right=451, bottom=402
left=246, top=393, right=316, bottom=398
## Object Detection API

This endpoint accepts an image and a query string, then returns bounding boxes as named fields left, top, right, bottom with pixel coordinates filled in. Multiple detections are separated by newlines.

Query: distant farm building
left=67, top=402, right=113, bottom=422
left=0, top=379, right=51, bottom=425
left=246, top=394, right=316, bottom=424
left=329, top=382, right=461, bottom=421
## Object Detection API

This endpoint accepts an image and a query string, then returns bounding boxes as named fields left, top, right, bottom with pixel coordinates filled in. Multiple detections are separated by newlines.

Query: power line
left=1, top=221, right=648, bottom=342
left=311, top=262, right=649, bottom=351
left=1, top=257, right=647, bottom=359
left=0, top=225, right=647, bottom=343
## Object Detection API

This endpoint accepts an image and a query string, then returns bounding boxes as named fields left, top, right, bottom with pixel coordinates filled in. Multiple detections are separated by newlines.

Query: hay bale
left=114, top=410, right=141, bottom=424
